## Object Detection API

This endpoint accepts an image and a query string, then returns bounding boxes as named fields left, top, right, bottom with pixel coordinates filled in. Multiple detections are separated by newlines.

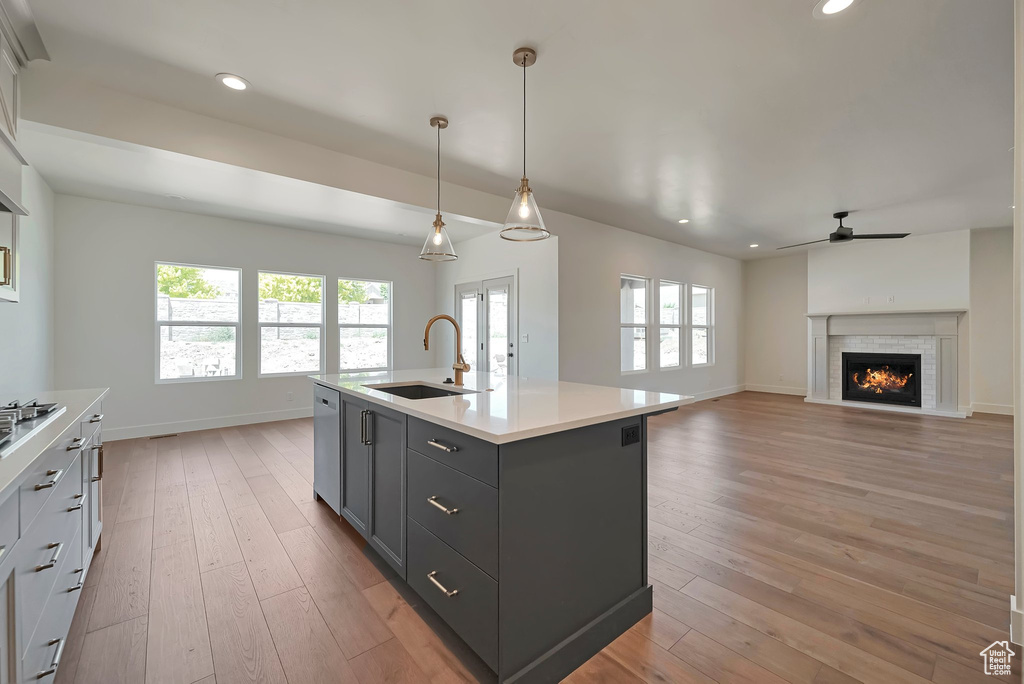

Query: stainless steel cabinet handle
left=359, top=410, right=367, bottom=445
left=427, top=439, right=458, bottom=453
left=364, top=411, right=373, bottom=445
left=68, top=494, right=86, bottom=512
left=0, top=245, right=10, bottom=288
left=427, top=496, right=459, bottom=515
left=90, top=476, right=101, bottom=483
left=35, top=542, right=63, bottom=572
left=89, top=414, right=104, bottom=423
left=427, top=570, right=458, bottom=597
left=66, top=437, right=84, bottom=452
left=34, top=469, right=64, bottom=491
left=0, top=544, right=6, bottom=561
left=67, top=568, right=84, bottom=592
left=36, top=637, right=65, bottom=678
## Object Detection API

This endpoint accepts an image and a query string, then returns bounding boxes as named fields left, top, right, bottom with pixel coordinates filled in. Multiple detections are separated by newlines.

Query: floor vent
left=148, top=433, right=179, bottom=440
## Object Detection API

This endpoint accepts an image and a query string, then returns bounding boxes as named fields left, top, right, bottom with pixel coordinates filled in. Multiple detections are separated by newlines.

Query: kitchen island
left=310, top=370, right=690, bottom=683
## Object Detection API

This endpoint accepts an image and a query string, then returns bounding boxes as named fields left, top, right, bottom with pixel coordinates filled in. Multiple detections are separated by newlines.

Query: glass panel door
left=485, top=277, right=515, bottom=377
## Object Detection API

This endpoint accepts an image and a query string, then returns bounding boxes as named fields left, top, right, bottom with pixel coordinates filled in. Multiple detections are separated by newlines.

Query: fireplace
left=841, top=352, right=922, bottom=407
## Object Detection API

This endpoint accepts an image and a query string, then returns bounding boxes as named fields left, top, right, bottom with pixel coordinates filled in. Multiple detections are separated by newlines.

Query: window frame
left=337, top=277, right=394, bottom=373
left=154, top=261, right=242, bottom=385
left=657, top=279, right=684, bottom=371
left=619, top=274, right=652, bottom=375
left=689, top=283, right=715, bottom=367
left=257, top=269, right=326, bottom=378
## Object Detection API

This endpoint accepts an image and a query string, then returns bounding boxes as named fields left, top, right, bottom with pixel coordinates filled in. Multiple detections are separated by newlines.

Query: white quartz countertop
left=310, top=370, right=692, bottom=444
left=0, top=388, right=108, bottom=495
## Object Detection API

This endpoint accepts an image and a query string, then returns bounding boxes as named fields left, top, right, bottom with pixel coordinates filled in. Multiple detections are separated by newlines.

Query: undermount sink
left=364, top=383, right=478, bottom=400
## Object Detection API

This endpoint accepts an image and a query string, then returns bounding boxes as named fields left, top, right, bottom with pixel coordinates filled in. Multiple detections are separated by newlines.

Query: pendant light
left=500, top=47, right=549, bottom=241
left=420, top=116, right=458, bottom=261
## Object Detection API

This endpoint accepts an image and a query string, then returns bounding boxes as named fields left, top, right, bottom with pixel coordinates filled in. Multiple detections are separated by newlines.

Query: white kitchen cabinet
left=0, top=213, right=17, bottom=303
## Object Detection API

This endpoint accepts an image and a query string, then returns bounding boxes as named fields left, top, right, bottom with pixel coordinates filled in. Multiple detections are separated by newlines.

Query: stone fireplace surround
left=806, top=310, right=965, bottom=418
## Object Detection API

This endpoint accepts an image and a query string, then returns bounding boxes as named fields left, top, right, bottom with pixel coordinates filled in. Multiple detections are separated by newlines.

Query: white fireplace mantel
left=806, top=310, right=966, bottom=417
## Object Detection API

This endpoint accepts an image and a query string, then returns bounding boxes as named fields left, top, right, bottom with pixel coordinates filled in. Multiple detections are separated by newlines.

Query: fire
left=852, top=366, right=912, bottom=394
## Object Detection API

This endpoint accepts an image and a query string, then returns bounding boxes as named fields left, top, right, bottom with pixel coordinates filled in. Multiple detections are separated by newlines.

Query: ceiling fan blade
left=776, top=239, right=829, bottom=250
left=852, top=233, right=911, bottom=240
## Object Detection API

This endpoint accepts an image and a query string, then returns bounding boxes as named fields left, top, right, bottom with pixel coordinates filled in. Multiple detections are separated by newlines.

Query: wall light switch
left=887, top=295, right=895, bottom=304
left=286, top=392, right=294, bottom=402
left=521, top=333, right=529, bottom=343
left=863, top=296, right=871, bottom=305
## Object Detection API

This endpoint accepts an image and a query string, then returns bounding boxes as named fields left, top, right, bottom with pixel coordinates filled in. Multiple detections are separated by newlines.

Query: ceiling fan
left=776, top=211, right=910, bottom=250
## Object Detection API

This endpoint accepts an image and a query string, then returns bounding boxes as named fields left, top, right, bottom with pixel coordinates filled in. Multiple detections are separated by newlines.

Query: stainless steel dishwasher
left=313, top=384, right=342, bottom=514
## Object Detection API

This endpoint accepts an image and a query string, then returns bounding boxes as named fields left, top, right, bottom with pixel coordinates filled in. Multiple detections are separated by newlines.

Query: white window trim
left=657, top=279, right=683, bottom=372
left=338, top=278, right=393, bottom=373
left=689, top=283, right=715, bottom=367
left=257, top=270, right=326, bottom=378
left=154, top=261, right=242, bottom=384
left=620, top=274, right=651, bottom=375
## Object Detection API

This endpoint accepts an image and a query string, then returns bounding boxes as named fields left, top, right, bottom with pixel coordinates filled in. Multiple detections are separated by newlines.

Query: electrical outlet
left=863, top=296, right=871, bottom=305
left=286, top=391, right=294, bottom=402
left=778, top=374, right=784, bottom=381
left=887, top=295, right=895, bottom=304
left=621, top=424, right=640, bottom=446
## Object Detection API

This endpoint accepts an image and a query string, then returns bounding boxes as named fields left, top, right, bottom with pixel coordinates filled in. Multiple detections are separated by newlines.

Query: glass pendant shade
left=419, top=214, right=458, bottom=261
left=500, top=177, right=549, bottom=241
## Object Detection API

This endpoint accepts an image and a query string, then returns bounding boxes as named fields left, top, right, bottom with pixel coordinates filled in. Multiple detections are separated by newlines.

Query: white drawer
left=21, top=526, right=82, bottom=682
left=18, top=454, right=81, bottom=654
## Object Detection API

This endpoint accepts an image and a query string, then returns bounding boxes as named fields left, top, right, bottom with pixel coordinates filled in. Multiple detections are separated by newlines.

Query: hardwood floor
left=56, top=392, right=1018, bottom=683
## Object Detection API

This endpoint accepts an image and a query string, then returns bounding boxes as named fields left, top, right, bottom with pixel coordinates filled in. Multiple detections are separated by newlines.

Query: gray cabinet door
left=313, top=385, right=342, bottom=515
left=340, top=395, right=370, bottom=538
left=368, top=405, right=406, bottom=578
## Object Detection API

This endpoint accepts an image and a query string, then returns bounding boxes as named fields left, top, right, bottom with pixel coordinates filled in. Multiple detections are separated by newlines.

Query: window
left=690, top=284, right=714, bottom=366
left=338, top=279, right=392, bottom=371
left=620, top=275, right=650, bottom=372
left=258, top=271, right=325, bottom=376
left=659, top=280, right=682, bottom=369
left=156, top=262, right=241, bottom=382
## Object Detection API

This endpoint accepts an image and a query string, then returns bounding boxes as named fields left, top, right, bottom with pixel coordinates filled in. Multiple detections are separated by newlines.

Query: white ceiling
left=19, top=123, right=498, bottom=245
left=22, top=0, right=1014, bottom=259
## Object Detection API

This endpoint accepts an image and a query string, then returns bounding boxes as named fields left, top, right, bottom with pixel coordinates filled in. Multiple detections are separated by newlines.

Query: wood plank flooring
left=57, top=392, right=1018, bottom=683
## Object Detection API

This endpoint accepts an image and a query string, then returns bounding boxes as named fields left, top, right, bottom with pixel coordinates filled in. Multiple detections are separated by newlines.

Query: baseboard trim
left=103, top=407, right=314, bottom=441
left=804, top=397, right=968, bottom=419
left=692, top=385, right=746, bottom=401
left=744, top=384, right=807, bottom=396
left=971, top=402, right=1014, bottom=416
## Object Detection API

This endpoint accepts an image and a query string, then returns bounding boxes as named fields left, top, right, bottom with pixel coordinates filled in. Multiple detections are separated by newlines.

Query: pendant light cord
left=522, top=57, right=527, bottom=178
left=436, top=123, right=441, bottom=214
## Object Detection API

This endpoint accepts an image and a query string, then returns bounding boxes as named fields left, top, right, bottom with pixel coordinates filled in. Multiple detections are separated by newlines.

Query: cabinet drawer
left=408, top=417, right=498, bottom=487
left=407, top=450, right=497, bottom=579
left=22, top=526, right=82, bottom=682
left=0, top=490, right=17, bottom=566
left=407, top=520, right=497, bottom=670
left=80, top=409, right=103, bottom=444
left=18, top=454, right=82, bottom=650
left=19, top=436, right=81, bottom=535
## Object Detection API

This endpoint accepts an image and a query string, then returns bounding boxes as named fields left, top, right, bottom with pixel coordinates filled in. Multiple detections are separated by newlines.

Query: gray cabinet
left=340, top=395, right=370, bottom=537
left=367, top=405, right=406, bottom=577
left=314, top=389, right=407, bottom=578
left=312, top=385, right=342, bottom=515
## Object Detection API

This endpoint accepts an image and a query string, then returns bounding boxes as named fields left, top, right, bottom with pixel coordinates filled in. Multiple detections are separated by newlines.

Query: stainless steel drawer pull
left=0, top=544, right=5, bottom=561
left=427, top=570, right=458, bottom=597
left=91, top=476, right=102, bottom=483
left=89, top=414, right=104, bottom=423
left=67, top=494, right=86, bottom=512
left=66, top=437, right=84, bottom=452
left=68, top=568, right=84, bottom=592
left=36, top=637, right=65, bottom=678
left=427, top=496, right=459, bottom=515
left=35, top=542, right=63, bottom=572
left=34, top=469, right=64, bottom=490
left=427, top=439, right=458, bottom=453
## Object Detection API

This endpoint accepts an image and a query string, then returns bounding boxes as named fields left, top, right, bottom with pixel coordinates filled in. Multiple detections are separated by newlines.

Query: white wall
left=743, top=254, right=808, bottom=395
left=0, top=167, right=54, bottom=399
left=554, top=211, right=744, bottom=398
left=433, top=231, right=558, bottom=380
left=53, top=195, right=437, bottom=439
left=807, top=230, right=971, bottom=313
left=970, top=227, right=1014, bottom=413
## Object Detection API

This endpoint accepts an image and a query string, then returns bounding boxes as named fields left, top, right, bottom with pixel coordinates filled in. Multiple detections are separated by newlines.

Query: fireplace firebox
left=841, top=352, right=922, bottom=407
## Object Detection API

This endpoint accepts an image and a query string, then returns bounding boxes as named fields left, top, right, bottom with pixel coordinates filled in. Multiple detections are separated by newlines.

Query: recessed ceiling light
left=813, top=0, right=859, bottom=18
left=216, top=73, right=250, bottom=91
left=677, top=219, right=690, bottom=224
left=749, top=244, right=759, bottom=248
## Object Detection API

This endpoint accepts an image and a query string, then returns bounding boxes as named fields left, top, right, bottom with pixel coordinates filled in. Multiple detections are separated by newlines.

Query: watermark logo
left=980, top=641, right=1015, bottom=676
